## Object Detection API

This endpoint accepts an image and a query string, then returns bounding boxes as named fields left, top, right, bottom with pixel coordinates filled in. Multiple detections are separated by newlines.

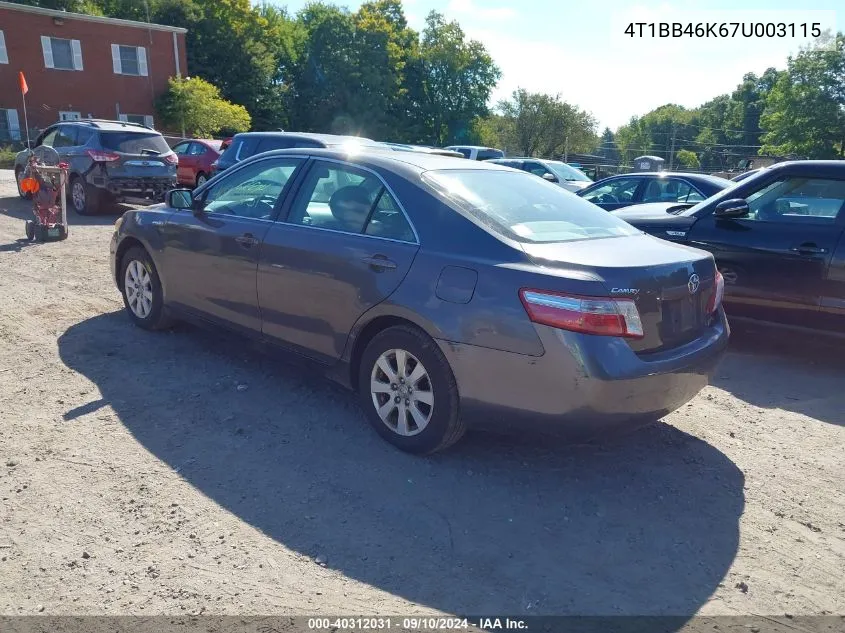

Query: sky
left=267, top=0, right=843, bottom=131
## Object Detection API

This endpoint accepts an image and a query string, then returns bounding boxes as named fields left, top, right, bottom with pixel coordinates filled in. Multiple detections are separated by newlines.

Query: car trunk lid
left=520, top=234, right=719, bottom=354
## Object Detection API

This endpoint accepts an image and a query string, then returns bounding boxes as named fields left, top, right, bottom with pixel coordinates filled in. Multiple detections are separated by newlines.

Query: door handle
left=790, top=243, right=828, bottom=255
left=361, top=255, right=397, bottom=270
left=235, top=233, right=259, bottom=248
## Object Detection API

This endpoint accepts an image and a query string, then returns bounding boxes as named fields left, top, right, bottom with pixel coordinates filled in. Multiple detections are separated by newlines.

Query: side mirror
left=167, top=188, right=194, bottom=210
left=714, top=198, right=750, bottom=219
left=542, top=173, right=558, bottom=183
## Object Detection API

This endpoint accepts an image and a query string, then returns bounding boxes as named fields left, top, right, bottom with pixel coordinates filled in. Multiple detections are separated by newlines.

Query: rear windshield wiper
left=139, top=148, right=162, bottom=156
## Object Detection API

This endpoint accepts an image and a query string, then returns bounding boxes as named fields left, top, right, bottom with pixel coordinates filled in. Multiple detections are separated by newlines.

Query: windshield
left=547, top=162, right=592, bottom=182
left=99, top=132, right=171, bottom=155
left=423, top=169, right=641, bottom=244
left=679, top=178, right=744, bottom=216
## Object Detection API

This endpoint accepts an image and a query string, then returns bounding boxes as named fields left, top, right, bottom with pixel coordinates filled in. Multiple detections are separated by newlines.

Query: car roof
left=59, top=119, right=157, bottom=133
left=444, top=145, right=498, bottom=150
left=230, top=131, right=379, bottom=146
left=241, top=146, right=513, bottom=176
left=592, top=171, right=731, bottom=184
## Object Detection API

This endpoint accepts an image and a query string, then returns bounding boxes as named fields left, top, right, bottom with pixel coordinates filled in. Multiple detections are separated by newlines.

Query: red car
left=171, top=139, right=223, bottom=188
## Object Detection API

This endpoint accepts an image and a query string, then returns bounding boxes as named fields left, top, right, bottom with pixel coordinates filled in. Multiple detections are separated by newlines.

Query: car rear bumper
left=90, top=175, right=176, bottom=203
left=439, top=309, right=729, bottom=438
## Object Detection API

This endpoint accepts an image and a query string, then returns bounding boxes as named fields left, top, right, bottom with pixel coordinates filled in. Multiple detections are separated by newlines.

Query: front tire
left=195, top=172, right=208, bottom=188
left=25, top=221, right=35, bottom=241
left=120, top=246, right=172, bottom=330
left=358, top=325, right=464, bottom=454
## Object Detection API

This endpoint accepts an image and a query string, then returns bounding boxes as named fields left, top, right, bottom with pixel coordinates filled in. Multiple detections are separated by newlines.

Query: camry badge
left=688, top=274, right=700, bottom=294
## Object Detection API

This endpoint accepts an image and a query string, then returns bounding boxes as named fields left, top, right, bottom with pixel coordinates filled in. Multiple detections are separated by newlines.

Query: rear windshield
left=547, top=162, right=592, bottom=182
left=423, top=169, right=641, bottom=244
left=99, top=132, right=171, bottom=155
left=476, top=149, right=504, bottom=160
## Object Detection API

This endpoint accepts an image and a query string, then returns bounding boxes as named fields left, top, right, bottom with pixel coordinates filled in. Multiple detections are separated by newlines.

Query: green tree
left=492, top=89, right=596, bottom=157
left=287, top=3, right=358, bottom=133
left=411, top=11, right=501, bottom=145
left=596, top=127, right=620, bottom=163
left=675, top=149, right=700, bottom=170
left=760, top=33, right=845, bottom=158
left=156, top=77, right=250, bottom=137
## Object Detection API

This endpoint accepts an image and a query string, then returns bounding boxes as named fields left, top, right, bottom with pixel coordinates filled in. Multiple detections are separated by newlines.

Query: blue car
left=577, top=172, right=732, bottom=211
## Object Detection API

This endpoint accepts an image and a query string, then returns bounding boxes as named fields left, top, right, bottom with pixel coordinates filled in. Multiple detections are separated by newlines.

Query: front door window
left=201, top=158, right=302, bottom=220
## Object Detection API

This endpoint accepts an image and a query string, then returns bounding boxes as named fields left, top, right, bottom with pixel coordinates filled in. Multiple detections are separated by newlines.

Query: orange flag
left=19, top=72, right=28, bottom=95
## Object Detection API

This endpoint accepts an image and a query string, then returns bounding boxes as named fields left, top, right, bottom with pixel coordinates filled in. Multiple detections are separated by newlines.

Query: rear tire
left=70, top=175, right=101, bottom=216
left=195, top=172, right=208, bottom=188
left=25, top=221, right=35, bottom=241
left=358, top=325, right=465, bottom=454
left=119, top=246, right=173, bottom=331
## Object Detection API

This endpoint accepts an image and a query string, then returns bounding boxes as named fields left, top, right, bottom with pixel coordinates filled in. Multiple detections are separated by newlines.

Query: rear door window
left=75, top=127, right=93, bottom=146
left=99, top=131, right=171, bottom=155
left=255, top=137, right=292, bottom=153
left=231, top=137, right=259, bottom=161
left=53, top=125, right=77, bottom=148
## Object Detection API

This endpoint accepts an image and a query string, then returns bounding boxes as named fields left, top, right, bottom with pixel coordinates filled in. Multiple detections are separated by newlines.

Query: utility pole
left=668, top=122, right=677, bottom=170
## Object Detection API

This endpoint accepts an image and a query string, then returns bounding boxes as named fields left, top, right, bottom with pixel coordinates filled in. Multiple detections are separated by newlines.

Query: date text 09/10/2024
left=306, top=617, right=529, bottom=631
left=624, top=22, right=822, bottom=38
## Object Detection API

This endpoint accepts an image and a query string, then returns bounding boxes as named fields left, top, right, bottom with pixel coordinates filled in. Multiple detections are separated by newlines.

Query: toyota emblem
left=688, top=274, right=701, bottom=294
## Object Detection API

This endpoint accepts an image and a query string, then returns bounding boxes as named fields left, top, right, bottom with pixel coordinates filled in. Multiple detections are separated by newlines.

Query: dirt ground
left=0, top=168, right=843, bottom=618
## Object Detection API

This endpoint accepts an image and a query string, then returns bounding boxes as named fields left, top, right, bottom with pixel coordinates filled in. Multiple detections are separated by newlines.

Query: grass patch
left=0, top=145, right=17, bottom=170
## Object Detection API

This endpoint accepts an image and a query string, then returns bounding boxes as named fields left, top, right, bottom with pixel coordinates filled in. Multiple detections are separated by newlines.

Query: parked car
left=577, top=172, right=732, bottom=211
left=612, top=161, right=845, bottom=336
left=15, top=119, right=177, bottom=215
left=486, top=158, right=593, bottom=192
left=210, top=132, right=380, bottom=177
left=730, top=168, right=762, bottom=182
left=171, top=138, right=222, bottom=188
left=442, top=145, right=504, bottom=161
left=110, top=148, right=728, bottom=453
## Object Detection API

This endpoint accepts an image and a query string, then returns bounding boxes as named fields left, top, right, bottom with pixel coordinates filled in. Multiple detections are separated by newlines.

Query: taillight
left=164, top=153, right=178, bottom=165
left=86, top=149, right=119, bottom=162
left=707, top=271, right=725, bottom=314
left=519, top=289, right=644, bottom=338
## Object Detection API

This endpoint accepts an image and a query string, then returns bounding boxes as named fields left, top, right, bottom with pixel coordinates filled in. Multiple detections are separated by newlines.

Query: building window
left=0, top=30, right=8, bottom=64
left=111, top=44, right=148, bottom=76
left=119, top=114, right=154, bottom=128
left=41, top=36, right=83, bottom=71
left=1, top=109, right=22, bottom=141
left=59, top=111, right=81, bottom=122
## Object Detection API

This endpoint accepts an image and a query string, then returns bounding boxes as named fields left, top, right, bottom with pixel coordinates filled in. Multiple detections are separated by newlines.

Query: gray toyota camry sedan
left=110, top=147, right=729, bottom=453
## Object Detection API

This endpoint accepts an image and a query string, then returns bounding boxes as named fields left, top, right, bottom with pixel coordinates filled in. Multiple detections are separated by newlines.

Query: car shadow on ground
left=0, top=194, right=135, bottom=227
left=58, top=311, right=744, bottom=618
left=713, top=323, right=845, bottom=427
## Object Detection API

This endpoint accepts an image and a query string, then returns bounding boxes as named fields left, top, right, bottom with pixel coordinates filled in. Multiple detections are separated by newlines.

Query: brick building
left=0, top=0, right=187, bottom=141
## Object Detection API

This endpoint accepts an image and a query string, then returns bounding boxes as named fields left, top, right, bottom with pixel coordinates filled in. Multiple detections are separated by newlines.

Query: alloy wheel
left=124, top=260, right=154, bottom=319
left=196, top=174, right=207, bottom=187
left=72, top=181, right=86, bottom=212
left=370, top=348, right=434, bottom=436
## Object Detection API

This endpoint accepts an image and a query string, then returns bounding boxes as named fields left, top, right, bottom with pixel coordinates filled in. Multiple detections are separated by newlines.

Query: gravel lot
left=0, top=168, right=843, bottom=618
